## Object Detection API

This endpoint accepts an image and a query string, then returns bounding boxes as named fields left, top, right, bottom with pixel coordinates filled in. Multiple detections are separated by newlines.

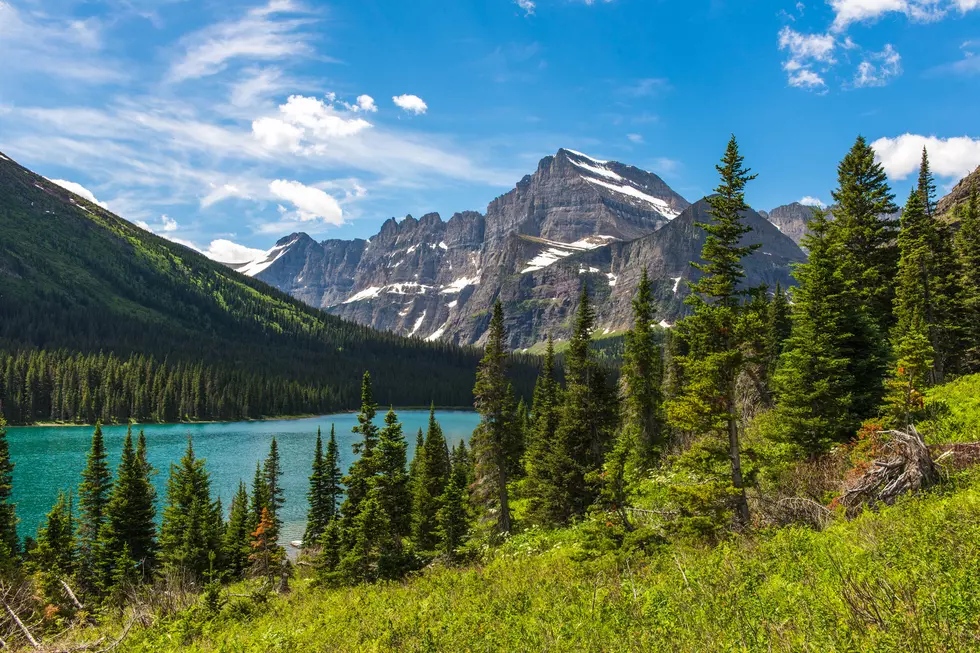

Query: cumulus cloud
left=47, top=178, right=109, bottom=208
left=872, top=134, right=980, bottom=179
left=778, top=27, right=835, bottom=88
left=853, top=44, right=902, bottom=87
left=161, top=214, right=179, bottom=231
left=829, top=0, right=979, bottom=31
left=354, top=95, right=377, bottom=112
left=252, top=94, right=372, bottom=153
left=800, top=196, right=827, bottom=207
left=203, top=239, right=265, bottom=263
left=392, top=94, right=428, bottom=115
left=269, top=179, right=344, bottom=224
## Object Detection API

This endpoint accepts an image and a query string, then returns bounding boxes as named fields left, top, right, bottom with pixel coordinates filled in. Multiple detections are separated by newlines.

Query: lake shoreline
left=7, top=406, right=478, bottom=429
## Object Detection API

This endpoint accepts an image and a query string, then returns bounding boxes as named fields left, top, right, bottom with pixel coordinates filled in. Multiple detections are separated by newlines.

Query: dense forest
left=0, top=155, right=541, bottom=423
left=1, top=134, right=979, bottom=650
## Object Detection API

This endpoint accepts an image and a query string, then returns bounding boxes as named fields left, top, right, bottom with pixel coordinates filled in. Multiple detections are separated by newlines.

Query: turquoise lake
left=6, top=411, right=481, bottom=546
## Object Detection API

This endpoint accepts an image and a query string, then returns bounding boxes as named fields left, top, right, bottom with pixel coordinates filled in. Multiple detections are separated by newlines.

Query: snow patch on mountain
left=343, top=286, right=382, bottom=303
left=239, top=239, right=297, bottom=277
left=409, top=311, right=426, bottom=337
left=439, top=275, right=480, bottom=294
left=581, top=177, right=681, bottom=219
left=672, top=276, right=683, bottom=294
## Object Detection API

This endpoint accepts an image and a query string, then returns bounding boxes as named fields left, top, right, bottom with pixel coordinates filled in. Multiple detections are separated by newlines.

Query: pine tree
left=249, top=507, right=282, bottom=584
left=337, top=491, right=399, bottom=584
left=158, top=437, right=224, bottom=579
left=437, top=461, right=470, bottom=561
left=263, top=437, right=285, bottom=542
left=918, top=146, right=938, bottom=218
left=304, top=427, right=329, bottom=546
left=100, top=425, right=157, bottom=583
left=471, top=300, right=515, bottom=535
left=767, top=210, right=883, bottom=456
left=523, top=336, right=562, bottom=520
left=668, top=135, right=759, bottom=527
left=77, top=422, right=112, bottom=591
left=223, top=481, right=252, bottom=578
left=764, top=282, right=792, bottom=379
left=887, top=189, right=936, bottom=426
left=28, top=490, right=75, bottom=606
left=323, top=425, right=342, bottom=522
left=408, top=427, right=425, bottom=498
left=604, top=270, right=666, bottom=516
left=412, top=406, right=451, bottom=550
left=375, top=408, right=410, bottom=539
left=0, top=417, right=17, bottom=571
left=956, top=183, right=980, bottom=369
left=341, top=372, right=379, bottom=540
left=830, top=135, right=900, bottom=332
left=250, top=460, right=269, bottom=530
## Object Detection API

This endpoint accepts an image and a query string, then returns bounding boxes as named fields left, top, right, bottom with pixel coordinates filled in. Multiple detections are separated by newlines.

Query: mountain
left=937, top=165, right=980, bottom=217
left=759, top=202, right=818, bottom=245
left=244, top=149, right=805, bottom=349
left=0, top=150, right=533, bottom=417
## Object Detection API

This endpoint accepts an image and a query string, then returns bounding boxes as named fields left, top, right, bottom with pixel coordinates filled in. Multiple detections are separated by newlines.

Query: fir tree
left=376, top=408, right=410, bottom=539
left=408, top=427, right=425, bottom=498
left=918, top=146, right=938, bottom=217
left=887, top=189, right=936, bottom=426
left=223, top=481, right=252, bottom=578
left=304, top=427, right=329, bottom=546
left=668, top=135, right=759, bottom=527
left=412, top=406, right=451, bottom=550
left=158, top=437, right=224, bottom=579
left=337, top=491, right=399, bottom=584
left=0, top=417, right=17, bottom=570
left=100, top=426, right=157, bottom=582
left=324, top=425, right=342, bottom=522
left=30, top=490, right=74, bottom=579
left=829, top=135, right=900, bottom=331
left=77, top=422, right=112, bottom=591
left=471, top=300, right=515, bottom=535
left=341, top=372, right=379, bottom=540
left=764, top=282, right=792, bottom=379
left=956, top=183, right=980, bottom=369
left=250, top=461, right=269, bottom=530
left=263, top=437, right=285, bottom=541
left=437, top=463, right=470, bottom=561
left=767, top=210, right=882, bottom=456
left=523, top=336, right=562, bottom=519
left=249, top=507, right=282, bottom=584
left=604, top=270, right=665, bottom=516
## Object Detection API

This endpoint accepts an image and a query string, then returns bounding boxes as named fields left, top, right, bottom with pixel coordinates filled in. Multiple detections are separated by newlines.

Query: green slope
left=0, top=152, right=532, bottom=417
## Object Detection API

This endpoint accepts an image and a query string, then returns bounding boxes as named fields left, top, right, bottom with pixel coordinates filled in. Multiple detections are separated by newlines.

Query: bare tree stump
left=840, top=426, right=938, bottom=513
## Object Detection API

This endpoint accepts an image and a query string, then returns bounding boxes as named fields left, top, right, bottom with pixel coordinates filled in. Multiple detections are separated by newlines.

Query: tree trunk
left=726, top=394, right=750, bottom=527
left=496, top=446, right=511, bottom=534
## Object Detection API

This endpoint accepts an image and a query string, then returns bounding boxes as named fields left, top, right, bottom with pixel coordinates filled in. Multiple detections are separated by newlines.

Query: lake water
left=6, top=411, right=481, bottom=546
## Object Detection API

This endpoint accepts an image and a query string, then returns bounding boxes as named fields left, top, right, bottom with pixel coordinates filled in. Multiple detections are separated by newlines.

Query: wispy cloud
left=167, top=0, right=318, bottom=83
left=852, top=44, right=902, bottom=87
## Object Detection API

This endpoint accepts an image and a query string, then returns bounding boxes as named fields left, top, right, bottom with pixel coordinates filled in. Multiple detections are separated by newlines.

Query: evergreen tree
left=223, top=481, right=252, bottom=578
left=337, top=491, right=399, bottom=584
left=30, top=490, right=74, bottom=578
left=604, top=270, right=665, bottom=516
left=304, top=427, right=329, bottom=546
left=249, top=507, right=283, bottom=584
left=100, top=426, right=157, bottom=582
left=77, top=422, right=112, bottom=591
left=376, top=408, right=411, bottom=539
left=408, top=427, right=425, bottom=498
left=767, top=210, right=882, bottom=456
left=956, top=183, right=980, bottom=369
left=523, top=336, right=561, bottom=519
left=262, top=437, right=285, bottom=542
left=829, top=135, right=900, bottom=331
left=437, top=463, right=470, bottom=561
left=668, top=135, right=759, bottom=527
left=918, top=146, right=938, bottom=217
left=158, top=437, right=224, bottom=579
left=250, top=460, right=269, bottom=530
left=764, top=282, right=792, bottom=379
left=323, top=425, right=342, bottom=522
left=0, top=417, right=17, bottom=570
left=412, top=406, right=451, bottom=550
left=887, top=189, right=936, bottom=426
left=341, top=372, right=379, bottom=540
left=471, top=300, right=515, bottom=535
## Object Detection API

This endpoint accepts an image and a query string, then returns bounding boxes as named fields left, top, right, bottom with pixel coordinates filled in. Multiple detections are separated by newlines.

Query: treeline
left=0, top=349, right=343, bottom=425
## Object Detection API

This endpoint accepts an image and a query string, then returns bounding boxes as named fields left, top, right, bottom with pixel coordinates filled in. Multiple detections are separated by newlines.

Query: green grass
left=97, top=465, right=980, bottom=652
left=919, top=373, right=980, bottom=444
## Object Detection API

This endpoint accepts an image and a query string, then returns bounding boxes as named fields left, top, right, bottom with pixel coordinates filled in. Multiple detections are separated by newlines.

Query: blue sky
left=1, top=0, right=978, bottom=262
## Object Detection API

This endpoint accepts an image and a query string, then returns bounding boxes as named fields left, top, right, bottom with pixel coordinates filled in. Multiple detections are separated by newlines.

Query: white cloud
left=853, top=44, right=902, bottom=87
left=203, top=239, right=265, bottom=263
left=829, top=0, right=979, bottom=31
left=515, top=0, right=536, bottom=14
left=800, top=196, right=827, bottom=207
left=353, top=95, right=377, bottom=112
left=269, top=179, right=344, bottom=224
left=47, top=178, right=109, bottom=208
left=872, top=134, right=980, bottom=179
left=167, top=0, right=316, bottom=83
left=202, top=183, right=253, bottom=207
left=392, top=94, right=428, bottom=115
left=627, top=133, right=644, bottom=144
left=251, top=116, right=305, bottom=151
left=778, top=27, right=835, bottom=88
left=278, top=95, right=373, bottom=137
left=161, top=214, right=179, bottom=232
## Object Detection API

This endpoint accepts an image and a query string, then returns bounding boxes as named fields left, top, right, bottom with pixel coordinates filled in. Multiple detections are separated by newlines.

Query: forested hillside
left=0, top=152, right=538, bottom=424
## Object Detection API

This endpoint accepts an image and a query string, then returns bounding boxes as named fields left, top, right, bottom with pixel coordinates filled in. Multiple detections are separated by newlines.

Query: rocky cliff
left=759, top=202, right=818, bottom=245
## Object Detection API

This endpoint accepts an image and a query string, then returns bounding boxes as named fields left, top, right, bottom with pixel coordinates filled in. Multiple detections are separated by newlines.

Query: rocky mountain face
left=759, top=202, right=818, bottom=245
left=244, top=148, right=805, bottom=348
left=937, top=165, right=980, bottom=216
